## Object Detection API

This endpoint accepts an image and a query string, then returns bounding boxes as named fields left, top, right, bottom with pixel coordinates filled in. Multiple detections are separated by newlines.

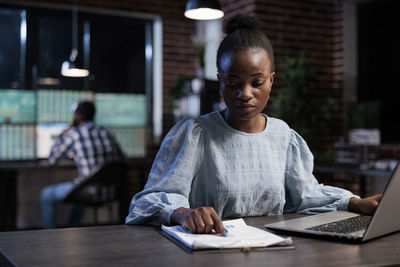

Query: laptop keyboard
left=306, top=215, right=372, bottom=234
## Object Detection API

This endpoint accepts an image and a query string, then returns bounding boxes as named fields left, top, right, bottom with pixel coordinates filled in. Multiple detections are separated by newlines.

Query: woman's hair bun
left=224, top=14, right=260, bottom=35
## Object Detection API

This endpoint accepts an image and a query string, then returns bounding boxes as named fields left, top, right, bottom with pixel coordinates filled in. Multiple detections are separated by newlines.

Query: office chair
left=63, top=160, right=127, bottom=225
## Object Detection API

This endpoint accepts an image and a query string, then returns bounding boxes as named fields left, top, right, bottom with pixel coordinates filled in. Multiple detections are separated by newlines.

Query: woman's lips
left=237, top=104, right=256, bottom=113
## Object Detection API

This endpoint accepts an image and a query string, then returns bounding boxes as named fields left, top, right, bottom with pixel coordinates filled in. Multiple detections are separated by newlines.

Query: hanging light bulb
left=61, top=0, right=89, bottom=77
left=61, top=48, right=89, bottom=77
left=184, top=0, right=224, bottom=20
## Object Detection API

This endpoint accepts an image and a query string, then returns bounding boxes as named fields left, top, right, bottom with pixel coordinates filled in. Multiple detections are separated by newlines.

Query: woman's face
left=218, top=48, right=275, bottom=128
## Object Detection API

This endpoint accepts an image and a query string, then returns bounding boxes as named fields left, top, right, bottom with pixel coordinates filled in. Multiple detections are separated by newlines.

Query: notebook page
left=161, top=218, right=288, bottom=250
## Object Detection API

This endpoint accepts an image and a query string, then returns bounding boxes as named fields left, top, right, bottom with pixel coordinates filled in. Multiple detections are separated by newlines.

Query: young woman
left=126, top=15, right=381, bottom=234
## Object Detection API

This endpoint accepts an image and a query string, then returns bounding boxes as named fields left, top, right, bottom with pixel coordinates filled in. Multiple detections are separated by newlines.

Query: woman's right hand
left=170, top=206, right=227, bottom=234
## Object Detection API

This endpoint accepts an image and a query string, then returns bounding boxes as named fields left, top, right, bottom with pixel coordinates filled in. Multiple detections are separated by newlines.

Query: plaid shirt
left=48, top=121, right=124, bottom=183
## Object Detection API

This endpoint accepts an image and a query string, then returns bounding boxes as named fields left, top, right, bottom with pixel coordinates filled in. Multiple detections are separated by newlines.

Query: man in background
left=40, top=101, right=124, bottom=229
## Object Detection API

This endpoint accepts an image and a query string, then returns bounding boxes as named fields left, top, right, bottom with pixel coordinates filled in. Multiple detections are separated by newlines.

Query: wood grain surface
left=0, top=214, right=399, bottom=267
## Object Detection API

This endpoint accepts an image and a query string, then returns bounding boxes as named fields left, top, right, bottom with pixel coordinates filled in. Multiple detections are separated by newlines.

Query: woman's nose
left=237, top=84, right=253, bottom=100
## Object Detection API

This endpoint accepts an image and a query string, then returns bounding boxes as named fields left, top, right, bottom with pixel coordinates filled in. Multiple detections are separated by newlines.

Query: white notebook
left=161, top=218, right=291, bottom=250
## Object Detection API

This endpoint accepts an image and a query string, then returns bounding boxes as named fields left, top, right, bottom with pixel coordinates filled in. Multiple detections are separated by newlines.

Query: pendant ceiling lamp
left=184, top=0, right=224, bottom=20
left=61, top=0, right=89, bottom=77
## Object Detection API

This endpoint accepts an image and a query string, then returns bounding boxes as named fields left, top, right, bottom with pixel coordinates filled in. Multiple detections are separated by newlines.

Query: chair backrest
left=63, top=161, right=127, bottom=206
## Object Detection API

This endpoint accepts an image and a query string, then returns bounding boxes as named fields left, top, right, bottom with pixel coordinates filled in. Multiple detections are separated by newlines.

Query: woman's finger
left=199, top=208, right=215, bottom=234
left=209, top=208, right=226, bottom=234
left=182, top=214, right=197, bottom=233
left=192, top=209, right=206, bottom=233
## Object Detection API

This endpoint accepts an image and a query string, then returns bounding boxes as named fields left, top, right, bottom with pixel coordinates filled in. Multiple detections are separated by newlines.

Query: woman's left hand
left=348, top=194, right=382, bottom=215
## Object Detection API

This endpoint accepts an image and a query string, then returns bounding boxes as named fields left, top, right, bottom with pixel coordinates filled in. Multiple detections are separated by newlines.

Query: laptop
left=264, top=163, right=400, bottom=242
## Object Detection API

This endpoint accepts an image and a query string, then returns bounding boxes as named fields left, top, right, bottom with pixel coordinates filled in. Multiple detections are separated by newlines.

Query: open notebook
left=161, top=218, right=292, bottom=250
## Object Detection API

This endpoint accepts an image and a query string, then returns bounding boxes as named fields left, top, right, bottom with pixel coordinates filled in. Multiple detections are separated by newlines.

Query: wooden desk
left=0, top=159, right=152, bottom=231
left=0, top=162, right=77, bottom=231
left=1, top=215, right=399, bottom=266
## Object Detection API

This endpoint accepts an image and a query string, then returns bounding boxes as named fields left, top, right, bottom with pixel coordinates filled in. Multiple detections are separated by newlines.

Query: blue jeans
left=40, top=181, right=85, bottom=229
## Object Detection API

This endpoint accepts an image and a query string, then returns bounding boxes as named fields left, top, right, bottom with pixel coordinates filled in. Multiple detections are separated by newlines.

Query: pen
left=222, top=229, right=228, bottom=237
left=240, top=246, right=296, bottom=253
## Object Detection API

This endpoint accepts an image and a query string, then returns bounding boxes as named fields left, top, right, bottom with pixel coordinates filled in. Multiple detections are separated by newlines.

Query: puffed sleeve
left=125, top=117, right=204, bottom=226
left=283, top=130, right=359, bottom=214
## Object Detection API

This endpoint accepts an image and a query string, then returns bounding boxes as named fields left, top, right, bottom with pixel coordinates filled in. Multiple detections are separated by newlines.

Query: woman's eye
left=252, top=81, right=265, bottom=87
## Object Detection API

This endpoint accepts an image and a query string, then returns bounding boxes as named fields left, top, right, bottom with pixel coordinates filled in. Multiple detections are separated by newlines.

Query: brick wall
left=221, top=0, right=346, bottom=157
left=220, top=0, right=256, bottom=17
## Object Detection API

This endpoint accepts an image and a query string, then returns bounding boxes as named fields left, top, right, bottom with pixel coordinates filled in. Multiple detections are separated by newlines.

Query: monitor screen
left=107, top=127, right=146, bottom=158
left=0, top=124, right=35, bottom=160
left=0, top=89, right=35, bottom=124
left=36, top=123, right=69, bottom=159
left=37, top=89, right=91, bottom=123
left=0, top=90, right=150, bottom=161
left=95, top=93, right=147, bottom=127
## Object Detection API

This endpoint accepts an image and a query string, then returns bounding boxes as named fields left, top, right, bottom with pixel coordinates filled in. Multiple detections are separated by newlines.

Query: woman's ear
left=270, top=72, right=276, bottom=83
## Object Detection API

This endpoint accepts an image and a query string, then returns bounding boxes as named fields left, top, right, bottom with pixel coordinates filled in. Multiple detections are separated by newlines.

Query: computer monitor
left=36, top=123, right=69, bottom=159
left=107, top=127, right=146, bottom=158
left=0, top=89, right=35, bottom=124
left=0, top=89, right=149, bottom=160
left=37, top=89, right=91, bottom=123
left=0, top=124, right=35, bottom=160
left=95, top=93, right=147, bottom=127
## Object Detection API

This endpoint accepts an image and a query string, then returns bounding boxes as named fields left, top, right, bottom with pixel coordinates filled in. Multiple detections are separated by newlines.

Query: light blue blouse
left=126, top=111, right=357, bottom=226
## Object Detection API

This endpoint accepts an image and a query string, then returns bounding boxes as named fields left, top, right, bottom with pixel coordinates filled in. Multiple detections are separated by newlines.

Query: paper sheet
left=162, top=218, right=290, bottom=250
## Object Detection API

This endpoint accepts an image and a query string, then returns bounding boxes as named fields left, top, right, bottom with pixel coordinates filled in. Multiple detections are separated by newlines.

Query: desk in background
left=0, top=160, right=77, bottom=231
left=314, top=165, right=392, bottom=198
left=0, top=159, right=152, bottom=231
left=1, top=215, right=400, bottom=266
